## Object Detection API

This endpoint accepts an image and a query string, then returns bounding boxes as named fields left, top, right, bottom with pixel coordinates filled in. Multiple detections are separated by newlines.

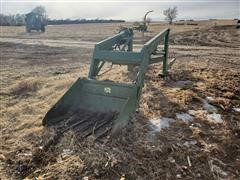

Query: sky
left=1, top=0, right=239, bottom=21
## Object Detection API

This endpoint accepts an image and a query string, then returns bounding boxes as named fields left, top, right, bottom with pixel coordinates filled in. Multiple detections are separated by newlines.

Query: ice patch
left=176, top=113, right=194, bottom=123
left=207, top=113, right=223, bottom=123
left=149, top=117, right=174, bottom=132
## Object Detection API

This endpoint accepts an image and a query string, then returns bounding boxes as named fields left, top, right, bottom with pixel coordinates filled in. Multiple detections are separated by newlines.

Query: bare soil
left=0, top=20, right=239, bottom=179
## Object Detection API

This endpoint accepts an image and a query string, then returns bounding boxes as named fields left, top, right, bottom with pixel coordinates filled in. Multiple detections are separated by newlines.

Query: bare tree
left=0, top=14, right=25, bottom=26
left=163, top=6, right=178, bottom=24
left=32, top=6, right=46, bottom=16
left=31, top=6, right=48, bottom=24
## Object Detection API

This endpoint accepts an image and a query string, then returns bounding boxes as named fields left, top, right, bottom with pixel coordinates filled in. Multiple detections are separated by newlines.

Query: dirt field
left=0, top=20, right=239, bottom=179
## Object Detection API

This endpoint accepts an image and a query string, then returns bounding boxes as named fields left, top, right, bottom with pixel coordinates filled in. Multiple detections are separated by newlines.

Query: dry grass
left=0, top=20, right=239, bottom=179
left=10, top=79, right=41, bottom=96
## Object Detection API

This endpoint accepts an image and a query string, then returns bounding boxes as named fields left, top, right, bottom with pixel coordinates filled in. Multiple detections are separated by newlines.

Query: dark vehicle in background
left=25, top=12, right=46, bottom=32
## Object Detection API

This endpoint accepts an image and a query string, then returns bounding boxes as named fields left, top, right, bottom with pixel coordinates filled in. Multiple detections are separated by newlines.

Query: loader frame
left=89, top=28, right=170, bottom=101
left=87, top=28, right=171, bottom=133
left=43, top=28, right=173, bottom=136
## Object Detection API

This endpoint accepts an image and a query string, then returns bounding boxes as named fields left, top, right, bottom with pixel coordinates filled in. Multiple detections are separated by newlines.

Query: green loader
left=43, top=28, right=175, bottom=138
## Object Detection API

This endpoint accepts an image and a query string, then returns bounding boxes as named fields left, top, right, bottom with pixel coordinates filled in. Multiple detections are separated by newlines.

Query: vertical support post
left=88, top=46, right=100, bottom=78
left=127, top=35, right=134, bottom=71
left=135, top=49, right=149, bottom=106
left=128, top=34, right=133, bottom=52
left=89, top=59, right=100, bottom=78
left=162, top=29, right=169, bottom=76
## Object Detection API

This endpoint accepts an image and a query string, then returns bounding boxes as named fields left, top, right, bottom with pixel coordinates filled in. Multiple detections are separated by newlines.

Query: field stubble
left=0, top=20, right=240, bottom=179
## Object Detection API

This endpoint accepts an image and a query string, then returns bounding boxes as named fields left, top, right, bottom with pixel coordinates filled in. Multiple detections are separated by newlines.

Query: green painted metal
left=43, top=28, right=171, bottom=135
left=25, top=12, right=46, bottom=32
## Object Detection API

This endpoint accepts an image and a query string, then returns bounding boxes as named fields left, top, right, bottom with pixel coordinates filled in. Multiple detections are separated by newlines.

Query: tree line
left=0, top=5, right=178, bottom=26
left=0, top=14, right=26, bottom=26
left=0, top=14, right=125, bottom=26
left=48, top=19, right=125, bottom=25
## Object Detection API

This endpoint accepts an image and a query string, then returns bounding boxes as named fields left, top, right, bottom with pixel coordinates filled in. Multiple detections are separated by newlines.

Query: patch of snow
left=149, top=117, right=174, bottom=132
left=207, top=113, right=223, bottom=123
left=176, top=113, right=194, bottom=123
left=188, top=109, right=223, bottom=124
left=206, top=96, right=214, bottom=102
left=167, top=157, right=176, bottom=163
left=190, top=122, right=202, bottom=128
left=233, top=107, right=240, bottom=112
left=20, top=152, right=32, bottom=157
left=176, top=174, right=182, bottom=179
left=183, top=140, right=197, bottom=147
left=203, top=100, right=218, bottom=113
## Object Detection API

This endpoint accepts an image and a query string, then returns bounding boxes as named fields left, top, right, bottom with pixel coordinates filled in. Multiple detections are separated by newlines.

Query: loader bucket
left=43, top=78, right=138, bottom=138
